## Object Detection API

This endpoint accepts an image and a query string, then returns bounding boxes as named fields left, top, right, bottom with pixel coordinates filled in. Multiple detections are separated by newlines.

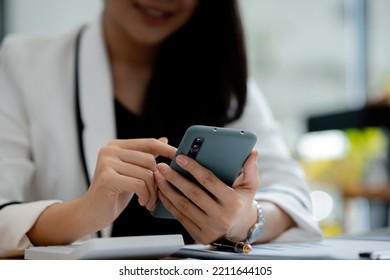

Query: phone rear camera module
left=187, top=137, right=204, bottom=159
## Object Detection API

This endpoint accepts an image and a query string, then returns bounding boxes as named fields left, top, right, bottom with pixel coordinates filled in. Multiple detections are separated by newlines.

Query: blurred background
left=1, top=0, right=390, bottom=237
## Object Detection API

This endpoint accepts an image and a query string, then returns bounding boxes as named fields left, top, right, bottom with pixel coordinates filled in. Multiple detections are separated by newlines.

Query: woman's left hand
left=154, top=150, right=259, bottom=244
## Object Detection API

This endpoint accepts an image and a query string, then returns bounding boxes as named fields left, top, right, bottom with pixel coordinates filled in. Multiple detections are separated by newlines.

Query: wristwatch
left=245, top=200, right=265, bottom=244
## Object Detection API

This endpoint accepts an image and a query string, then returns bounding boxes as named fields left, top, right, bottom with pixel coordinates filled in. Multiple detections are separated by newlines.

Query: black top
left=111, top=99, right=194, bottom=244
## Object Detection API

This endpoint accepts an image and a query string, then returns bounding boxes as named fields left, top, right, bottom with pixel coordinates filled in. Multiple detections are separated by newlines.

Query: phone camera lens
left=195, top=137, right=204, bottom=144
left=191, top=144, right=200, bottom=152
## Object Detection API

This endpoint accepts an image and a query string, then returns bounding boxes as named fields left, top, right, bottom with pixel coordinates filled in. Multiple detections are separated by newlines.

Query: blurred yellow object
left=320, top=222, right=344, bottom=237
left=300, top=127, right=388, bottom=191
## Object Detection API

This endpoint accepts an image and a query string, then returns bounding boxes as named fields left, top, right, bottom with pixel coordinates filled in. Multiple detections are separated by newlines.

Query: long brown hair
left=143, top=0, right=248, bottom=146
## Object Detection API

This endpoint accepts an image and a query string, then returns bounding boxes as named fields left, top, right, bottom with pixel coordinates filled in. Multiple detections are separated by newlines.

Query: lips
left=134, top=1, right=174, bottom=24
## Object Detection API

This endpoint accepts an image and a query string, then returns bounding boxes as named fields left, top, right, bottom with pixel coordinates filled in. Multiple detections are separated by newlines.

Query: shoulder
left=246, top=78, right=267, bottom=106
left=227, top=78, right=279, bottom=130
left=245, top=78, right=276, bottom=122
left=0, top=25, right=84, bottom=74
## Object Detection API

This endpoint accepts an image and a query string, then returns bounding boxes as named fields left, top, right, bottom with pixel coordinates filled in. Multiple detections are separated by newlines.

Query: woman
left=0, top=0, right=322, bottom=257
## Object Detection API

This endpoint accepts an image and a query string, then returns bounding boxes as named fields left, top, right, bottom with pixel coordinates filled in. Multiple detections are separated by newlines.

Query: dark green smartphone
left=151, top=125, right=257, bottom=219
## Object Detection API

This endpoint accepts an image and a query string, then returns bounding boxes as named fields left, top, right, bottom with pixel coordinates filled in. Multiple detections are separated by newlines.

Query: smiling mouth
left=134, top=1, right=174, bottom=21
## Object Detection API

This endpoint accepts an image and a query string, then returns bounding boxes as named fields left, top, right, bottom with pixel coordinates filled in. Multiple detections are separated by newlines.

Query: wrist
left=27, top=198, right=93, bottom=246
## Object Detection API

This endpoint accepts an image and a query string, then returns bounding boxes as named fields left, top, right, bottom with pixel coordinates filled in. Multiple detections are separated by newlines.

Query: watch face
left=248, top=223, right=264, bottom=243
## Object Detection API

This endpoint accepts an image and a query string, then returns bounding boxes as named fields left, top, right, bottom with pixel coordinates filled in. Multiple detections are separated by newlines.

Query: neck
left=101, top=13, right=158, bottom=115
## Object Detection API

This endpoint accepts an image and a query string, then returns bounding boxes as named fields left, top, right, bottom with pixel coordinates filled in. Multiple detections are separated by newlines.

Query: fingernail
left=156, top=164, right=168, bottom=174
left=176, top=155, right=188, bottom=166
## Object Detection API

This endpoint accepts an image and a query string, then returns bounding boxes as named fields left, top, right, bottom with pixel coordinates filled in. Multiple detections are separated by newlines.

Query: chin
left=134, top=32, right=171, bottom=47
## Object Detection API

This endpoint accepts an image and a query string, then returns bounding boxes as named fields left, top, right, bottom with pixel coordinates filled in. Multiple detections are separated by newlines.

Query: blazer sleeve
left=227, top=79, right=323, bottom=242
left=0, top=36, right=63, bottom=257
left=0, top=201, right=61, bottom=257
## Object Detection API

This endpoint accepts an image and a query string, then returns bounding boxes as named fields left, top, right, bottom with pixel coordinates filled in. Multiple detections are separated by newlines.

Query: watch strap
left=245, top=200, right=265, bottom=244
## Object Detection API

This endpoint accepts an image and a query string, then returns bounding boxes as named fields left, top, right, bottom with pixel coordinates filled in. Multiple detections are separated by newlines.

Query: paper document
left=173, top=238, right=390, bottom=260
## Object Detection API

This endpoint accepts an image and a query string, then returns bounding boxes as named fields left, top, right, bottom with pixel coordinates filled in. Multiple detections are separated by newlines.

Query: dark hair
left=143, top=0, right=248, bottom=145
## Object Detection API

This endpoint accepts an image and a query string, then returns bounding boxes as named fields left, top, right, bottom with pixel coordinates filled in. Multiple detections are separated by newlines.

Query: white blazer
left=0, top=16, right=322, bottom=257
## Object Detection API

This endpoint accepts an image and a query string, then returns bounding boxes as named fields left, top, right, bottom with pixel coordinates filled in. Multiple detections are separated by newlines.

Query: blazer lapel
left=78, top=16, right=116, bottom=181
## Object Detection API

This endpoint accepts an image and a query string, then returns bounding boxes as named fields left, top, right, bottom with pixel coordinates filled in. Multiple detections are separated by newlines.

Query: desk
left=3, top=230, right=390, bottom=260
left=173, top=238, right=390, bottom=260
left=174, top=227, right=390, bottom=260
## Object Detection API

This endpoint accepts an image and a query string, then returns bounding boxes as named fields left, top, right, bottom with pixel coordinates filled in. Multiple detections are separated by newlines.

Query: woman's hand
left=28, top=137, right=177, bottom=246
left=82, top=137, right=177, bottom=232
left=154, top=150, right=260, bottom=244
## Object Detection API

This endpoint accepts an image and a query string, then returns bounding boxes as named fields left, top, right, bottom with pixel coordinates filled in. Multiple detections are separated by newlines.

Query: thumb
left=234, top=150, right=259, bottom=192
left=243, top=150, right=259, bottom=174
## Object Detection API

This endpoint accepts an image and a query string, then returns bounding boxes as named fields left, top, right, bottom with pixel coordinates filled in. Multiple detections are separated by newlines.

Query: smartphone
left=151, top=125, right=257, bottom=219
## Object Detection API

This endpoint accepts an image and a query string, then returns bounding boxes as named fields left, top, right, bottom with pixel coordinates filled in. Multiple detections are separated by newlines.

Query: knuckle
left=99, top=145, right=116, bottom=158
left=144, top=169, right=154, bottom=182
left=164, top=201, right=174, bottom=212
left=99, top=169, right=114, bottom=185
left=107, top=139, right=119, bottom=147
left=97, top=155, right=115, bottom=171
left=98, top=146, right=110, bottom=156
left=143, top=172, right=155, bottom=189
left=188, top=187, right=201, bottom=200
left=174, top=212, right=186, bottom=224
left=178, top=197, right=190, bottom=211
left=199, top=169, right=215, bottom=186
left=147, top=138, right=160, bottom=148
left=144, top=153, right=157, bottom=167
left=150, top=138, right=160, bottom=145
left=133, top=178, right=147, bottom=191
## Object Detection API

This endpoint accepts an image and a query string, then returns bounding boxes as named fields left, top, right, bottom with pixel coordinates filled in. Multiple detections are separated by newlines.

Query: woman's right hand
left=82, top=137, right=176, bottom=232
left=27, top=137, right=176, bottom=246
